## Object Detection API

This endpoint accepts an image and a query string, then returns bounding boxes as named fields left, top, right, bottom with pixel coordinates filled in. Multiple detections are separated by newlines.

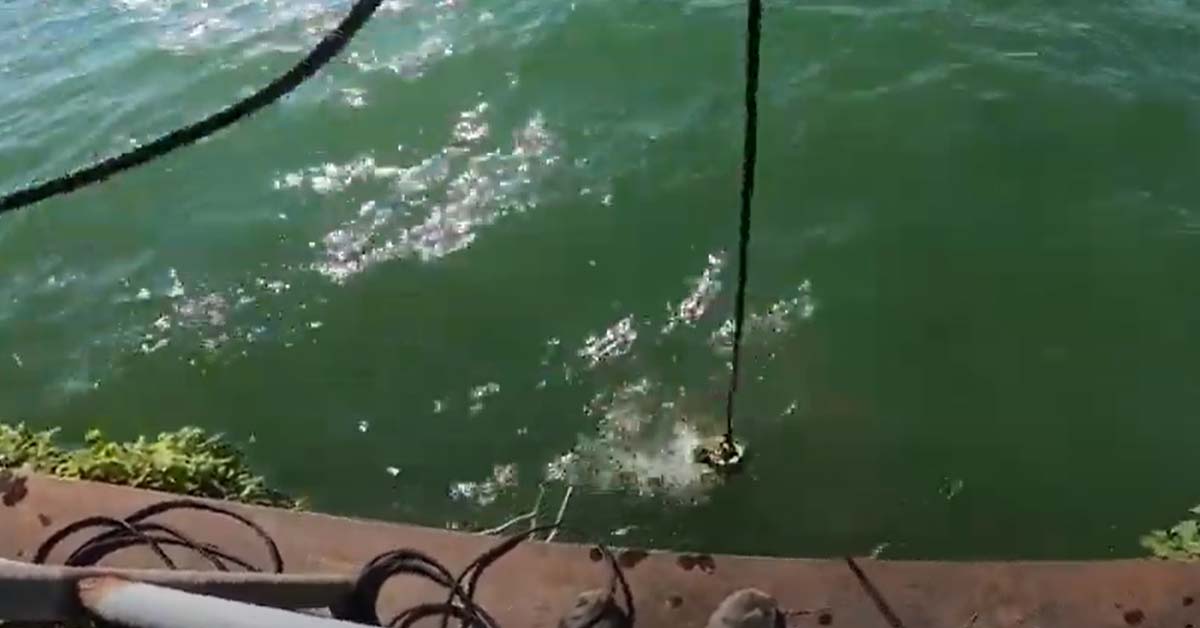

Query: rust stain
left=13, top=473, right=1200, bottom=628
left=0, top=470, right=29, bottom=506
left=618, top=549, right=649, bottom=569
left=676, top=554, right=717, bottom=574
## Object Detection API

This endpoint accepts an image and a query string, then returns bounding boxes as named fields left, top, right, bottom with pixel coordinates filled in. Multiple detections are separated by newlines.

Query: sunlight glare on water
left=1, top=0, right=1199, bottom=559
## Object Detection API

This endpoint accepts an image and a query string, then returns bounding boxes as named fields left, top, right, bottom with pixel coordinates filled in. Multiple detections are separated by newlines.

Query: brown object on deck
left=2, top=472, right=1200, bottom=628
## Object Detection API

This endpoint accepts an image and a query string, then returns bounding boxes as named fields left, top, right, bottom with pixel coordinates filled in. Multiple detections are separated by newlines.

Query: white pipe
left=0, top=558, right=352, bottom=622
left=78, top=577, right=364, bottom=628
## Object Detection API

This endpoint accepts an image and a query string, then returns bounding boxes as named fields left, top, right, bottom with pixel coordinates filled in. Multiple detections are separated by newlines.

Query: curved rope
left=34, top=499, right=282, bottom=573
left=68, top=533, right=259, bottom=572
left=582, top=545, right=636, bottom=628
left=65, top=522, right=229, bottom=570
left=34, top=516, right=176, bottom=568
left=0, top=0, right=385, bottom=214
left=120, top=499, right=284, bottom=572
left=342, top=526, right=568, bottom=628
left=350, top=554, right=498, bottom=627
left=341, top=548, right=490, bottom=626
left=37, top=500, right=636, bottom=627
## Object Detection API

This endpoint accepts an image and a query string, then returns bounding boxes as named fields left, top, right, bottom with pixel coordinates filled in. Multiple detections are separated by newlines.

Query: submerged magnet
left=694, top=437, right=746, bottom=471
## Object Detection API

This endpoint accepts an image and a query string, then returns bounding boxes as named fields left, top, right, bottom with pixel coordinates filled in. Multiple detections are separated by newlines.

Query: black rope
left=0, top=0, right=385, bottom=214
left=66, top=522, right=226, bottom=571
left=342, top=547, right=498, bottom=627
left=845, top=557, right=908, bottom=628
left=339, top=526, right=634, bottom=628
left=69, top=532, right=261, bottom=572
left=34, top=499, right=283, bottom=573
left=338, top=528, right=557, bottom=627
left=723, top=0, right=765, bottom=445
left=34, top=516, right=178, bottom=568
left=592, top=544, right=636, bottom=628
left=32, top=500, right=636, bottom=628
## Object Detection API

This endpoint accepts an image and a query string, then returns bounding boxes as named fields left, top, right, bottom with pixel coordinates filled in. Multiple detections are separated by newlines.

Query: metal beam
left=78, top=577, right=365, bottom=628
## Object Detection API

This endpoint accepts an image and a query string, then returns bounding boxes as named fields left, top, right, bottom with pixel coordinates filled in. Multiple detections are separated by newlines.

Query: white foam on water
left=339, top=87, right=368, bottom=109
left=449, top=462, right=519, bottom=507
left=546, top=379, right=718, bottom=501
left=710, top=279, right=817, bottom=356
left=662, top=251, right=725, bottom=334
left=298, top=109, right=559, bottom=282
left=123, top=265, right=312, bottom=367
left=346, top=34, right=453, bottom=79
left=578, top=316, right=637, bottom=368
left=467, top=381, right=501, bottom=416
left=106, top=0, right=423, bottom=57
left=109, top=0, right=333, bottom=53
left=274, top=156, right=384, bottom=195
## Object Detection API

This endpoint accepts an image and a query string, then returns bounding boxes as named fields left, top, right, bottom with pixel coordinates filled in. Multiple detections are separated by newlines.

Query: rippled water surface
left=2, top=0, right=1199, bottom=559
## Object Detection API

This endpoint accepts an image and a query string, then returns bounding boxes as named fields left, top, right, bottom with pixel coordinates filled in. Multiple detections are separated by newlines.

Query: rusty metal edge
left=7, top=472, right=1200, bottom=628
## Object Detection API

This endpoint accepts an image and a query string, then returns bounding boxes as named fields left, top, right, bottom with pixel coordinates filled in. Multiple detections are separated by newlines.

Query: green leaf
left=0, top=422, right=298, bottom=509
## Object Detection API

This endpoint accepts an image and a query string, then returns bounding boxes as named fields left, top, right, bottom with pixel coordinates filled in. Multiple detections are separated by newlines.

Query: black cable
left=341, top=526, right=635, bottom=628
left=845, top=557, right=908, bottom=628
left=34, top=499, right=283, bottom=573
left=340, top=547, right=496, bottom=627
left=119, top=499, right=284, bottom=572
left=35, top=501, right=633, bottom=628
left=66, top=522, right=228, bottom=570
left=723, top=0, right=765, bottom=444
left=452, top=526, right=557, bottom=611
left=593, top=544, right=636, bottom=628
left=69, top=533, right=260, bottom=572
left=545, top=545, right=635, bottom=628
left=34, top=516, right=177, bottom=568
left=0, top=0, right=385, bottom=214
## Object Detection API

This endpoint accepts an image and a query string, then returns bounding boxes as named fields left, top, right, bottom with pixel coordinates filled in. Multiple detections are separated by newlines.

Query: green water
left=3, top=0, right=1200, bottom=559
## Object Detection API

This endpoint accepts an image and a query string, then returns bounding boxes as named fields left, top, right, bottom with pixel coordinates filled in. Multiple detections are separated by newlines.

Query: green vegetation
left=1142, top=507, right=1200, bottom=560
left=0, top=423, right=297, bottom=508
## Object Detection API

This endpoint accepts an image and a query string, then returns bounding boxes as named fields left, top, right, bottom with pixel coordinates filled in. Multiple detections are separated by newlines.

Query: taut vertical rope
left=723, top=0, right=764, bottom=448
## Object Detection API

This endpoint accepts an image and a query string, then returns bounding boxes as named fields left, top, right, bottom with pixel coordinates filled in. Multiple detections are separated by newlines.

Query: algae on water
left=0, top=423, right=297, bottom=508
left=1143, top=506, right=1200, bottom=561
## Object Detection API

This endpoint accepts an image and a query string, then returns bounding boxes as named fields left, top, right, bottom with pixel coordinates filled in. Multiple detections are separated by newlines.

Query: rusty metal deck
left=1, top=472, right=1196, bottom=627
